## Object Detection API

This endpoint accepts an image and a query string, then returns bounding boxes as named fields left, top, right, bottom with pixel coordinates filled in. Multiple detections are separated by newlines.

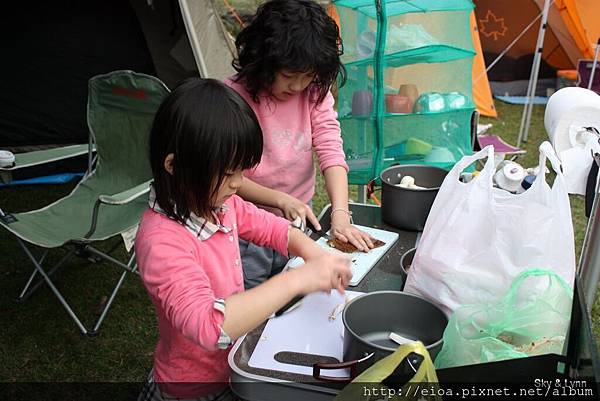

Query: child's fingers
left=337, top=256, right=352, bottom=277
left=333, top=231, right=349, bottom=243
left=349, top=234, right=370, bottom=252
left=330, top=274, right=340, bottom=291
left=336, top=281, right=346, bottom=294
left=345, top=227, right=375, bottom=252
left=304, top=207, right=321, bottom=232
left=285, top=210, right=297, bottom=222
left=344, top=233, right=369, bottom=252
left=336, top=265, right=352, bottom=293
left=331, top=268, right=349, bottom=292
left=360, top=231, right=375, bottom=248
left=336, top=271, right=349, bottom=292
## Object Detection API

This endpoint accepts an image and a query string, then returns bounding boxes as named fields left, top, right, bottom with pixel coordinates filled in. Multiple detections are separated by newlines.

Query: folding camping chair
left=474, top=119, right=526, bottom=161
left=475, top=134, right=527, bottom=159
left=0, top=70, right=169, bottom=336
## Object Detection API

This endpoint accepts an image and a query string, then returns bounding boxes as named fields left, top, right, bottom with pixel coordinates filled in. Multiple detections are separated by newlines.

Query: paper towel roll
left=545, top=87, right=600, bottom=154
left=545, top=88, right=600, bottom=194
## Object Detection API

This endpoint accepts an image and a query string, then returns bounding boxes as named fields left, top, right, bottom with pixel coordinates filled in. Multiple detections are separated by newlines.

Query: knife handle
left=275, top=295, right=304, bottom=317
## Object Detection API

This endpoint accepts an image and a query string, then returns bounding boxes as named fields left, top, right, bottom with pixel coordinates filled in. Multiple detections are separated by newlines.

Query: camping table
left=229, top=203, right=600, bottom=401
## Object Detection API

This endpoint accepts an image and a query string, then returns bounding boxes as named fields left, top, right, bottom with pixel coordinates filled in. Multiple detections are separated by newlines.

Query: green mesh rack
left=333, top=0, right=476, bottom=184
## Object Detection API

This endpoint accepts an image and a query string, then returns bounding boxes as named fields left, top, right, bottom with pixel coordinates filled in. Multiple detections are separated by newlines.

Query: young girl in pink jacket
left=135, top=78, right=352, bottom=400
left=226, top=0, right=374, bottom=289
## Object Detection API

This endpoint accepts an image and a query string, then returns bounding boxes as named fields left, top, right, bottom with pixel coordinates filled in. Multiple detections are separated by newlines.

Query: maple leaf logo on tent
left=479, top=10, right=508, bottom=41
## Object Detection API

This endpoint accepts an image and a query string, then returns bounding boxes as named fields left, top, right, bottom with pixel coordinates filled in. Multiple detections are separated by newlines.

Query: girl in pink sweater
left=226, top=0, right=374, bottom=289
left=136, top=78, right=352, bottom=400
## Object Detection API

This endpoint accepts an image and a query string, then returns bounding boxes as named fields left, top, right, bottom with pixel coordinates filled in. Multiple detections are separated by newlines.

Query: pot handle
left=312, top=353, right=374, bottom=382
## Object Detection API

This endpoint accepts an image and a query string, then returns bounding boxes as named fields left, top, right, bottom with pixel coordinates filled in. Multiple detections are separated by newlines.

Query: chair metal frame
left=12, top=237, right=138, bottom=336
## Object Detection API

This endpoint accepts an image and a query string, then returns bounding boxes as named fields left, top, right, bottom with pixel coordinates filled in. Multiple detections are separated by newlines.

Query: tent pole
left=587, top=38, right=600, bottom=91
left=517, top=0, right=553, bottom=147
left=518, top=62, right=537, bottom=145
left=178, top=0, right=209, bottom=78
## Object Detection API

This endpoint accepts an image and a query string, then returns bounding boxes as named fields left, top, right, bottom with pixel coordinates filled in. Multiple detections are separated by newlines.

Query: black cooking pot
left=399, top=247, right=417, bottom=286
left=380, top=165, right=448, bottom=231
left=313, top=291, right=447, bottom=382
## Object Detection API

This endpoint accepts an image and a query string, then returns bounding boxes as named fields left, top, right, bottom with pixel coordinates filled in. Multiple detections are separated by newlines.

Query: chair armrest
left=99, top=180, right=153, bottom=205
left=83, top=180, right=152, bottom=239
left=0, top=144, right=93, bottom=171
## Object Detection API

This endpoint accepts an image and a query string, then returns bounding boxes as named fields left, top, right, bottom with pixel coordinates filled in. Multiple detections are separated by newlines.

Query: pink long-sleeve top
left=225, top=77, right=348, bottom=206
left=135, top=194, right=290, bottom=398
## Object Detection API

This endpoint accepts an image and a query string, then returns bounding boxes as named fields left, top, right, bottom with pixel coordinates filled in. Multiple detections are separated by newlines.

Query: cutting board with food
left=286, top=224, right=399, bottom=286
left=248, top=290, right=364, bottom=377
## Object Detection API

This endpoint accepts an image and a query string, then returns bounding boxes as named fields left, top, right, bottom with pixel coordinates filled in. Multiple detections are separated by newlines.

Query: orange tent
left=471, top=11, right=496, bottom=117
left=554, top=0, right=600, bottom=61
left=473, top=0, right=600, bottom=115
left=472, top=0, right=599, bottom=116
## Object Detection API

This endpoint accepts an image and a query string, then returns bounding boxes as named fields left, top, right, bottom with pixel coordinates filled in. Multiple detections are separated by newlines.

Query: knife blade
left=306, top=221, right=332, bottom=241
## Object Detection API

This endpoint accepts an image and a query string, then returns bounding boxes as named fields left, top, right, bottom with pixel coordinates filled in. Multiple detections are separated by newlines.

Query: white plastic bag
left=403, top=141, right=576, bottom=315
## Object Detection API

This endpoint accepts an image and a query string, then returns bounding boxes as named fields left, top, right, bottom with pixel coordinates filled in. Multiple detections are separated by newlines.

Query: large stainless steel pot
left=380, top=165, right=448, bottom=231
left=313, top=291, right=447, bottom=382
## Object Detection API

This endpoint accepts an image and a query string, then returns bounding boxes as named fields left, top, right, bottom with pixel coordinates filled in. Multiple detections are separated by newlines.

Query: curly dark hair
left=232, top=0, right=346, bottom=104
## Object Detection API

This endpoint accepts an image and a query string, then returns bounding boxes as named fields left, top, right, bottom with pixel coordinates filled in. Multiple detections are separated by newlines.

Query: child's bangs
left=221, top=107, right=263, bottom=172
left=282, top=35, right=338, bottom=79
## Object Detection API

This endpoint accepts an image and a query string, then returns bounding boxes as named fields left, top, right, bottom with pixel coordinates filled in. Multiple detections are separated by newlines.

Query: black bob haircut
left=149, top=78, right=263, bottom=223
left=232, top=0, right=346, bottom=104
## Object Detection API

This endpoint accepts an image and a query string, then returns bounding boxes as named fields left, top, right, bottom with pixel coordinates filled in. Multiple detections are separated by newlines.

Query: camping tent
left=471, top=11, right=496, bottom=117
left=0, top=0, right=235, bottom=148
left=472, top=0, right=600, bottom=100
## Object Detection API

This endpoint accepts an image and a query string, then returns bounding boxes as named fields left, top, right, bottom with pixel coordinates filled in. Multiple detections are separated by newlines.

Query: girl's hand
left=277, top=193, right=321, bottom=231
left=293, top=251, right=352, bottom=295
left=330, top=211, right=374, bottom=252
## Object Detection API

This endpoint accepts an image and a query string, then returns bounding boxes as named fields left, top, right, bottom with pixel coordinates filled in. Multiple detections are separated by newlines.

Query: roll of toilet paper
left=545, top=87, right=600, bottom=154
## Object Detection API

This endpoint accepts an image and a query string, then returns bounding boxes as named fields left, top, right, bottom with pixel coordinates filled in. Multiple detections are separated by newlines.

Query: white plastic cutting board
left=286, top=224, right=399, bottom=286
left=248, top=290, right=363, bottom=377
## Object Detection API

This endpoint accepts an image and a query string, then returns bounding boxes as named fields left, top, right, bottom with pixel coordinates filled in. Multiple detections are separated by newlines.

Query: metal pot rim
left=400, top=247, right=417, bottom=275
left=380, top=164, right=447, bottom=192
left=342, top=290, right=445, bottom=352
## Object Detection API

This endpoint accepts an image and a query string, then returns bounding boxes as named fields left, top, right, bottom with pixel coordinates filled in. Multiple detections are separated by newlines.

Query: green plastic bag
left=435, top=269, right=573, bottom=369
